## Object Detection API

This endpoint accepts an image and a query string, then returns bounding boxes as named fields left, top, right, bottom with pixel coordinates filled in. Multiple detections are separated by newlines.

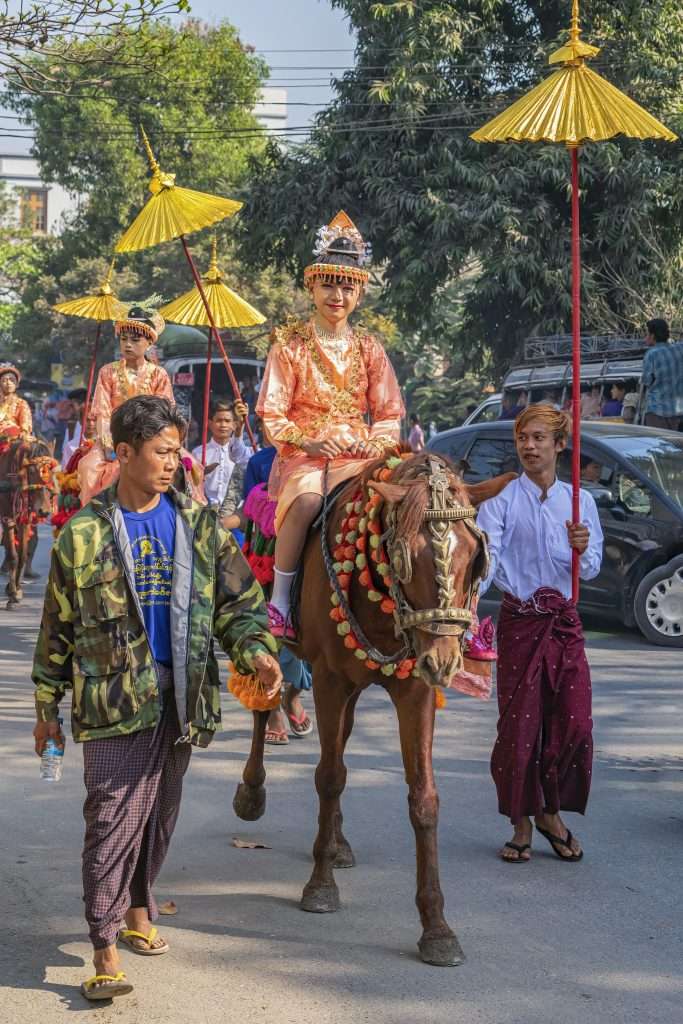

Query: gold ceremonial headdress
left=114, top=304, right=165, bottom=344
left=0, top=361, right=20, bottom=384
left=304, top=211, right=371, bottom=289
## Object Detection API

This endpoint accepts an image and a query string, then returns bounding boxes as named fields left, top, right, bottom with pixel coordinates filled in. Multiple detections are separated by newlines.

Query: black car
left=428, top=421, right=683, bottom=647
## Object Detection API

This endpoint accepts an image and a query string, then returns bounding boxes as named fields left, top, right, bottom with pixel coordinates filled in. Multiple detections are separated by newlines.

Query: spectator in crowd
left=408, top=412, right=425, bottom=452
left=60, top=388, right=87, bottom=468
left=580, top=384, right=602, bottom=420
left=192, top=398, right=252, bottom=508
left=600, top=381, right=627, bottom=418
left=621, top=391, right=639, bottom=424
left=499, top=389, right=528, bottom=420
left=541, top=389, right=562, bottom=410
left=642, top=318, right=683, bottom=430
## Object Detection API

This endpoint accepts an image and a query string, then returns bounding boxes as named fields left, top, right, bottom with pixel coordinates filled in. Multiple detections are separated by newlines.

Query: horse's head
left=369, top=453, right=513, bottom=688
left=19, top=437, right=58, bottom=520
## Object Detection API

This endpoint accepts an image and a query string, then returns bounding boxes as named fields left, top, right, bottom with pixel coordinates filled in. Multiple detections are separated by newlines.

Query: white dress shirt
left=61, top=421, right=82, bottom=468
left=192, top=435, right=252, bottom=506
left=476, top=474, right=603, bottom=602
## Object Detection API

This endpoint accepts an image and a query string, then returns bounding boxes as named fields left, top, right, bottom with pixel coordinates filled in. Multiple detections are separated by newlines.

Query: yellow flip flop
left=81, top=971, right=133, bottom=1001
left=118, top=926, right=169, bottom=956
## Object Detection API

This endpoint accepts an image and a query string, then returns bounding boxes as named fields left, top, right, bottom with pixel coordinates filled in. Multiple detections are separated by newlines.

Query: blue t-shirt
left=243, top=445, right=277, bottom=499
left=121, top=493, right=176, bottom=666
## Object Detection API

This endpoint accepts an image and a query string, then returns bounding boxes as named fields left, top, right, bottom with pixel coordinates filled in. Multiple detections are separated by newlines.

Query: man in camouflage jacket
left=32, top=395, right=280, bottom=1002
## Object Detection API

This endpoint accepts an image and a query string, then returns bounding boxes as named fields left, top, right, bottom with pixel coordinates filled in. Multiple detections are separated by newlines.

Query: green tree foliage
left=0, top=181, right=49, bottom=344
left=5, top=20, right=305, bottom=376
left=238, top=0, right=683, bottom=376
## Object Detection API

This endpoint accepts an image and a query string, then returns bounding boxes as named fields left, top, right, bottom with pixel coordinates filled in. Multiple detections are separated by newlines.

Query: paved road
left=0, top=528, right=682, bottom=1023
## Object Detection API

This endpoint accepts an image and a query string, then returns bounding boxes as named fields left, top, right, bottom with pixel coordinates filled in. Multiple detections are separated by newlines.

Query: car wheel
left=633, top=556, right=683, bottom=647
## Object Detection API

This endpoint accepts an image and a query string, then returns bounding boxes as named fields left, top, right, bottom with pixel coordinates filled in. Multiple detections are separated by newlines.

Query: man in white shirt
left=193, top=398, right=252, bottom=510
left=477, top=405, right=603, bottom=866
left=60, top=388, right=87, bottom=468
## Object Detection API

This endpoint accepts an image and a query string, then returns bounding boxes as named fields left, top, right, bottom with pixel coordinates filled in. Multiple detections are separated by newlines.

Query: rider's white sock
left=271, top=569, right=297, bottom=618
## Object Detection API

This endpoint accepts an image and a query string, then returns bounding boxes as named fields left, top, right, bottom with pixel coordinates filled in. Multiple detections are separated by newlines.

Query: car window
left=557, top=450, right=653, bottom=517
left=429, top=433, right=472, bottom=467
left=473, top=401, right=501, bottom=423
left=462, top=437, right=520, bottom=482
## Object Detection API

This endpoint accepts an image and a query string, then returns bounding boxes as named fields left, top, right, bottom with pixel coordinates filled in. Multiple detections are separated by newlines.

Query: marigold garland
left=329, top=455, right=418, bottom=680
left=227, top=664, right=281, bottom=712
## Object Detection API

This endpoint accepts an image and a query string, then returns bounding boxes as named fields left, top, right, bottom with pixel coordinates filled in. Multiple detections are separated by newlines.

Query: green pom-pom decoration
left=376, top=562, right=390, bottom=577
left=368, top=590, right=383, bottom=602
left=381, top=663, right=397, bottom=676
left=342, top=560, right=355, bottom=573
left=337, top=621, right=351, bottom=636
left=346, top=530, right=358, bottom=543
left=354, top=649, right=368, bottom=660
left=358, top=517, right=368, bottom=533
left=345, top=502, right=354, bottom=514
left=411, top=668, right=421, bottom=677
left=369, top=534, right=381, bottom=549
left=335, top=533, right=343, bottom=544
left=353, top=500, right=363, bottom=514
left=386, top=456, right=402, bottom=469
left=356, top=553, right=367, bottom=569
left=333, top=561, right=343, bottom=573
left=331, top=593, right=340, bottom=606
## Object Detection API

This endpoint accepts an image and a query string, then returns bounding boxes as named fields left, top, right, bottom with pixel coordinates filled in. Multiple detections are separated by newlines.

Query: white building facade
left=0, top=154, right=80, bottom=234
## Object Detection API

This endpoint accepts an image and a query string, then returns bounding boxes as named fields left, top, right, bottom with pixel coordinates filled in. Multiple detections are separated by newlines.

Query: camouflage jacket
left=32, top=484, right=277, bottom=746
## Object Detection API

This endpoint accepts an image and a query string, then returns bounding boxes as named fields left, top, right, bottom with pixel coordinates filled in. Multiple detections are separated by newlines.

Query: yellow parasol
left=52, top=260, right=127, bottom=435
left=471, top=0, right=677, bottom=600
left=160, top=238, right=265, bottom=462
left=116, top=129, right=257, bottom=447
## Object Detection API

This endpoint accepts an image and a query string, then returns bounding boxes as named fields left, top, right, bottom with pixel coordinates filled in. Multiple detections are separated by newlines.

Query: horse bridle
left=322, top=456, right=490, bottom=667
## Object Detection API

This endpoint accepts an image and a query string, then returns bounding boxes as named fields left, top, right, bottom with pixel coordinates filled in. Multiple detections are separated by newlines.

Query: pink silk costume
left=77, top=359, right=175, bottom=505
left=256, top=319, right=405, bottom=531
left=0, top=395, right=33, bottom=437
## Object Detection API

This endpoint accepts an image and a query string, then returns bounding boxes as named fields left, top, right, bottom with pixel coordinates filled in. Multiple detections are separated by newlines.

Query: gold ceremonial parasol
left=116, top=129, right=243, bottom=253
left=471, top=0, right=677, bottom=600
left=115, top=129, right=257, bottom=447
left=160, top=238, right=265, bottom=462
left=53, top=260, right=127, bottom=433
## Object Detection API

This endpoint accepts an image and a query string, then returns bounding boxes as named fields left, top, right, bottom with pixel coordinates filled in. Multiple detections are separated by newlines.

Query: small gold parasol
left=52, top=260, right=127, bottom=433
left=160, top=238, right=265, bottom=462
left=115, top=129, right=243, bottom=253
left=116, top=130, right=257, bottom=447
left=472, top=0, right=677, bottom=600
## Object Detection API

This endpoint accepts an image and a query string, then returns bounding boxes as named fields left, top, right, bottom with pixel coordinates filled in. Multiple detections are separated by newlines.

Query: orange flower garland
left=227, top=665, right=281, bottom=712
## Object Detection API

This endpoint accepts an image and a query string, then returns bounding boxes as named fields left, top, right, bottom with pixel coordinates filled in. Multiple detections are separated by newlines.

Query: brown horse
left=234, top=452, right=512, bottom=967
left=0, top=434, right=57, bottom=608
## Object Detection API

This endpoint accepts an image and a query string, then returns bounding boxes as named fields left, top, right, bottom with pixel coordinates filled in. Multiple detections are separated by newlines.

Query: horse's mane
left=338, top=452, right=468, bottom=552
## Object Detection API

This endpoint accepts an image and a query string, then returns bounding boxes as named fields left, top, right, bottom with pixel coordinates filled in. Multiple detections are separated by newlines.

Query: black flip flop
left=535, top=825, right=583, bottom=862
left=501, top=841, right=531, bottom=864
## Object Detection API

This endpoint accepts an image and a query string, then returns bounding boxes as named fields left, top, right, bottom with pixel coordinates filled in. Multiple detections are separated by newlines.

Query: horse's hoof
left=300, top=883, right=340, bottom=913
left=232, top=782, right=266, bottom=821
left=333, top=842, right=356, bottom=869
left=418, top=934, right=465, bottom=967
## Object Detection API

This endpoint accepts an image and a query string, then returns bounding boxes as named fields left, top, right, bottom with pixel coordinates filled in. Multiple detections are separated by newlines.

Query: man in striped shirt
left=642, top=318, right=683, bottom=431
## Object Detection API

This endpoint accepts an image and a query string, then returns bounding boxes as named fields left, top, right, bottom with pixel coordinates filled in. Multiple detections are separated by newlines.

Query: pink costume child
left=256, top=211, right=404, bottom=637
left=0, top=363, right=33, bottom=439
left=77, top=306, right=175, bottom=506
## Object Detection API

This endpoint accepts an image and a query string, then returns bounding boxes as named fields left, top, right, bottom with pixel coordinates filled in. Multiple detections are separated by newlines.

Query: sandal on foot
left=286, top=709, right=313, bottom=738
left=265, top=728, right=289, bottom=745
left=81, top=971, right=133, bottom=1001
left=118, top=926, right=169, bottom=955
left=501, top=841, right=531, bottom=864
left=535, top=825, right=583, bottom=862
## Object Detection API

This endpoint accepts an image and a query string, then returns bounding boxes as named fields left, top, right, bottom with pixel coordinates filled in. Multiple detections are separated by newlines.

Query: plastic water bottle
left=40, top=718, right=65, bottom=782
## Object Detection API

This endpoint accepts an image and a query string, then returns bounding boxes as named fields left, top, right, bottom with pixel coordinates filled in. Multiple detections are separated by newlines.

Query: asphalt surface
left=0, top=527, right=682, bottom=1023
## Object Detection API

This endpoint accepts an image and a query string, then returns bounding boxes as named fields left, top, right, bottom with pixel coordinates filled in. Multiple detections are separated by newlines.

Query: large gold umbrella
left=116, top=129, right=257, bottom=446
left=160, top=238, right=265, bottom=463
left=472, top=0, right=677, bottom=600
left=53, top=259, right=127, bottom=435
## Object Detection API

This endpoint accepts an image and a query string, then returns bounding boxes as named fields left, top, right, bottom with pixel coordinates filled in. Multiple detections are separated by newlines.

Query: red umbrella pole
left=180, top=235, right=258, bottom=450
left=570, top=146, right=582, bottom=604
left=81, top=321, right=102, bottom=438
left=200, top=329, right=212, bottom=466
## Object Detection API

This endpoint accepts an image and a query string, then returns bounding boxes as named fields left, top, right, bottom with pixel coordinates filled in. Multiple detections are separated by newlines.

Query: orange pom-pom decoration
left=379, top=468, right=392, bottom=482
left=359, top=569, right=372, bottom=588
left=366, top=659, right=380, bottom=670
left=338, top=573, right=352, bottom=590
left=356, top=535, right=367, bottom=552
left=344, top=545, right=356, bottom=560
left=344, top=634, right=359, bottom=650
left=329, top=606, right=345, bottom=622
left=380, top=597, right=396, bottom=615
left=227, top=667, right=280, bottom=712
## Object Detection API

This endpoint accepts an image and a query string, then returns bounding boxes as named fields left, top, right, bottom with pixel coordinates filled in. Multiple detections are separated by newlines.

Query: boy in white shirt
left=193, top=398, right=251, bottom=510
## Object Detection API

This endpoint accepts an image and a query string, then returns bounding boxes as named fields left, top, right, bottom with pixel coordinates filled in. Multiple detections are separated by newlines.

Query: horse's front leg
left=16, top=523, right=29, bottom=587
left=233, top=709, right=269, bottom=820
left=5, top=523, right=20, bottom=607
left=301, top=677, right=352, bottom=913
left=387, top=679, right=464, bottom=967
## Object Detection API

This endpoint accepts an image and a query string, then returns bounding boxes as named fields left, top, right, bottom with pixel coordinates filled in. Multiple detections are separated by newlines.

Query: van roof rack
left=524, top=334, right=646, bottom=364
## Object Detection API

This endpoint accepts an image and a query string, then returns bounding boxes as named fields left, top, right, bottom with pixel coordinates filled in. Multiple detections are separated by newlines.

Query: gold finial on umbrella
left=471, top=0, right=677, bottom=600
left=160, top=237, right=265, bottom=462
left=115, top=129, right=243, bottom=253
left=53, top=259, right=128, bottom=435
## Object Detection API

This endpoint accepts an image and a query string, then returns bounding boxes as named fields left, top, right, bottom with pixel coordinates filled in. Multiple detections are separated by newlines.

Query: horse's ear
left=369, top=480, right=409, bottom=504
left=466, top=473, right=517, bottom=508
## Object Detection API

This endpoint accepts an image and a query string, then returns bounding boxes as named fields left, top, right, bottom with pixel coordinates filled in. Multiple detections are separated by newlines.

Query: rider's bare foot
left=500, top=816, right=532, bottom=862
left=534, top=811, right=583, bottom=859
